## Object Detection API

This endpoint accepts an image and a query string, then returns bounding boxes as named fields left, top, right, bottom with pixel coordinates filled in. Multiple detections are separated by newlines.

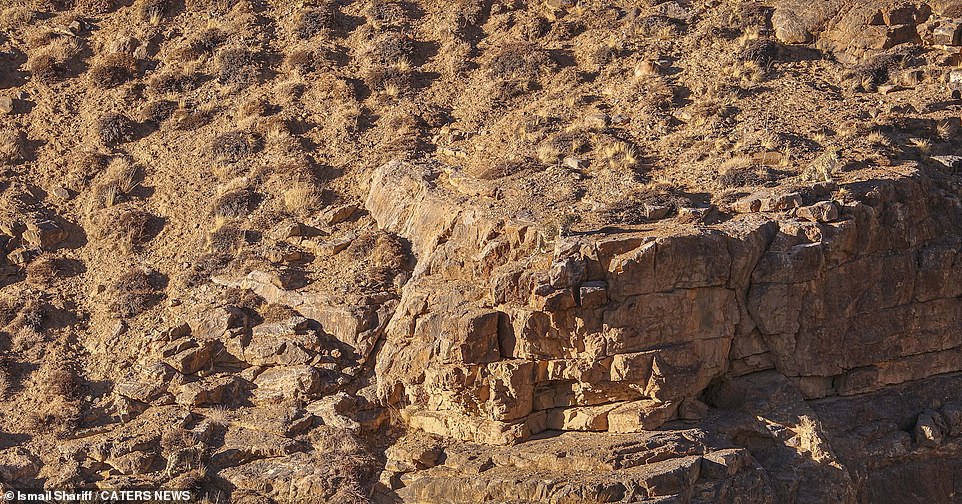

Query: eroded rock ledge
left=366, top=160, right=962, bottom=447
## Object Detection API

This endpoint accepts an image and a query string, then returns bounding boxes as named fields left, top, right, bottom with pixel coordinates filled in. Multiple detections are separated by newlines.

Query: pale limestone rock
left=608, top=400, right=678, bottom=432
left=253, top=365, right=320, bottom=403
left=796, top=201, right=840, bottom=222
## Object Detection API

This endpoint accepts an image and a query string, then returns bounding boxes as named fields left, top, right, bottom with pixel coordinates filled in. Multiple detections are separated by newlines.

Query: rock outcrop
left=368, top=161, right=962, bottom=445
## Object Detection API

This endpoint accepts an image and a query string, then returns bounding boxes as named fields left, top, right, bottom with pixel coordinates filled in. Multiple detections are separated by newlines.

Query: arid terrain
left=2, top=0, right=962, bottom=502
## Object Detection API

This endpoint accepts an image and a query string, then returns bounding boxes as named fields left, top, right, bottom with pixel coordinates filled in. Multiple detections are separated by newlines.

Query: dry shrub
left=362, top=63, right=412, bottom=96
left=286, top=46, right=332, bottom=74
left=96, top=113, right=135, bottom=145
left=77, top=0, right=116, bottom=14
left=180, top=27, right=226, bottom=60
left=283, top=181, right=324, bottom=215
left=40, top=365, right=80, bottom=399
left=3, top=297, right=45, bottom=333
left=718, top=162, right=774, bottom=188
left=0, top=297, right=21, bottom=328
left=342, top=231, right=408, bottom=292
left=148, top=71, right=202, bottom=94
left=486, top=41, right=552, bottom=94
left=304, top=426, right=379, bottom=502
left=92, top=204, right=153, bottom=248
left=367, top=0, right=408, bottom=30
left=170, top=106, right=214, bottom=131
left=26, top=52, right=62, bottom=83
left=212, top=188, right=255, bottom=218
left=88, top=53, right=138, bottom=88
left=602, top=184, right=690, bottom=225
left=26, top=401, right=80, bottom=438
left=208, top=219, right=243, bottom=253
left=24, top=361, right=81, bottom=438
left=212, top=131, right=261, bottom=162
left=161, top=427, right=200, bottom=453
left=25, top=253, right=63, bottom=287
left=109, top=267, right=164, bottom=318
left=180, top=252, right=231, bottom=287
left=0, top=129, right=25, bottom=164
left=217, top=46, right=262, bottom=87
left=0, top=358, right=10, bottom=399
left=363, top=31, right=412, bottom=66
left=738, top=37, right=777, bottom=67
left=26, top=36, right=81, bottom=83
left=141, top=0, right=168, bottom=21
left=597, top=140, right=640, bottom=171
left=296, top=3, right=336, bottom=39
left=0, top=7, right=36, bottom=29
left=141, top=99, right=177, bottom=123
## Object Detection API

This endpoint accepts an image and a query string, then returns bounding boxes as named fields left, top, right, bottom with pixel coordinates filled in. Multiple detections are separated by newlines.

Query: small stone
left=761, top=192, right=802, bottom=212
left=166, top=341, right=214, bottom=375
left=269, top=220, right=303, bottom=241
left=733, top=194, right=764, bottom=213
left=50, top=185, right=70, bottom=199
left=642, top=203, right=671, bottom=220
left=915, top=409, right=945, bottom=448
left=310, top=234, right=354, bottom=256
left=608, top=400, right=678, bottom=432
left=610, top=114, right=630, bottom=125
left=877, top=84, right=900, bottom=94
left=7, top=248, right=34, bottom=265
left=579, top=281, right=608, bottom=307
left=811, top=181, right=838, bottom=196
left=585, top=113, right=610, bottom=129
left=322, top=204, right=358, bottom=226
left=677, top=205, right=712, bottom=221
left=549, top=256, right=587, bottom=288
left=22, top=220, right=68, bottom=249
left=68, top=20, right=83, bottom=34
left=541, top=288, right=577, bottom=312
left=0, top=96, right=13, bottom=115
left=932, top=155, right=962, bottom=171
left=112, top=320, right=128, bottom=339
left=379, top=470, right=404, bottom=490
left=701, top=449, right=751, bottom=479
left=562, top=156, right=587, bottom=170
left=796, top=201, right=839, bottom=223
left=933, top=20, right=962, bottom=46
left=940, top=403, right=962, bottom=436
left=253, top=365, right=320, bottom=403
left=655, top=1, right=690, bottom=20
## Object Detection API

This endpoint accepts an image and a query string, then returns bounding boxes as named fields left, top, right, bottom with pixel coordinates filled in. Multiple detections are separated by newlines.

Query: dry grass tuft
left=597, top=141, right=639, bottom=171
left=109, top=267, right=164, bottom=318
left=212, top=131, right=261, bottom=163
left=283, top=181, right=324, bottom=216
left=0, top=129, right=25, bottom=164
left=96, top=113, right=135, bottom=146
left=212, top=188, right=255, bottom=218
left=217, top=46, right=263, bottom=88
left=88, top=53, right=138, bottom=88
left=296, top=3, right=337, bottom=39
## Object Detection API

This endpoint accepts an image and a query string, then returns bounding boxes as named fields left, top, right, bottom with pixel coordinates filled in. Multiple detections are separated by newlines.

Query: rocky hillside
left=2, top=0, right=962, bottom=503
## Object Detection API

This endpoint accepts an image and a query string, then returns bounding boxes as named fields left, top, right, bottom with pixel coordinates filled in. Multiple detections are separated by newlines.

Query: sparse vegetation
left=212, top=130, right=261, bottom=162
left=109, top=267, right=164, bottom=318
left=217, top=46, right=263, bottom=87
left=4, top=0, right=962, bottom=499
left=88, top=53, right=138, bottom=88
left=96, top=113, right=135, bottom=145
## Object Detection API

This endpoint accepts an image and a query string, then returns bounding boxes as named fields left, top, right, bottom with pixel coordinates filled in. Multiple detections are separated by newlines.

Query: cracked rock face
left=365, top=160, right=962, bottom=502
left=369, top=161, right=962, bottom=444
